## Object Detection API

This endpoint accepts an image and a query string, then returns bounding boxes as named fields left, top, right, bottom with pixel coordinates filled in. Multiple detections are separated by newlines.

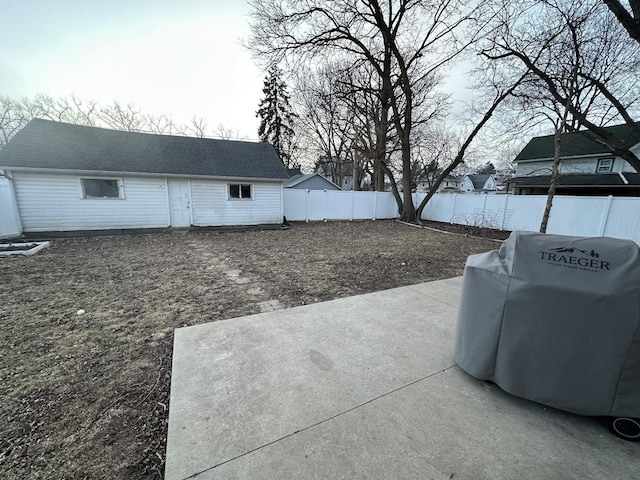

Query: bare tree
left=0, top=94, right=244, bottom=150
left=293, top=61, right=360, bottom=187
left=145, top=114, right=176, bottom=134
left=0, top=94, right=101, bottom=149
left=0, top=97, right=26, bottom=150
left=415, top=70, right=529, bottom=220
left=602, top=0, right=640, bottom=42
left=248, top=0, right=488, bottom=221
left=98, top=101, right=147, bottom=132
left=481, top=0, right=640, bottom=171
left=177, top=116, right=208, bottom=138
left=213, top=123, right=242, bottom=140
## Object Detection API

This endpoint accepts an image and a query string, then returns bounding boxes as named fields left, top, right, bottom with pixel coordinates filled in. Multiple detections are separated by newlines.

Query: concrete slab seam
left=407, top=286, right=459, bottom=308
left=181, top=364, right=458, bottom=480
left=421, top=294, right=458, bottom=308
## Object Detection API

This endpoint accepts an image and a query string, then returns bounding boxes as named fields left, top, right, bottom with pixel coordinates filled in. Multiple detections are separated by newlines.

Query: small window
left=81, top=178, right=122, bottom=198
left=228, top=183, right=252, bottom=200
left=596, top=158, right=613, bottom=173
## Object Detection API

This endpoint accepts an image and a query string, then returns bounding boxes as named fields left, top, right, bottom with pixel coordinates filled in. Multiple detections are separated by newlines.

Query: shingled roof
left=0, top=118, right=289, bottom=180
left=515, top=123, right=640, bottom=162
left=466, top=174, right=493, bottom=190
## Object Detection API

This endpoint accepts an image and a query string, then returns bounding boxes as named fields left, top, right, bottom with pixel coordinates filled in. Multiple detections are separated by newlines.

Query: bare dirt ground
left=0, top=220, right=507, bottom=479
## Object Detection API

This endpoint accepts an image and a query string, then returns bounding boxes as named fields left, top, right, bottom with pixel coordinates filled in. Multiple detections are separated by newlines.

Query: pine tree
left=256, top=65, right=296, bottom=167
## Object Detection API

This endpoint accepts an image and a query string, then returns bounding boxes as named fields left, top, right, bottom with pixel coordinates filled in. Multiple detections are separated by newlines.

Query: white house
left=415, top=174, right=462, bottom=193
left=0, top=119, right=290, bottom=236
left=459, top=174, right=497, bottom=194
left=508, top=123, right=640, bottom=196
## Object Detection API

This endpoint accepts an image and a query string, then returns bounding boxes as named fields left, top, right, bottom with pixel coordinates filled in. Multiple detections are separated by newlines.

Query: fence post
left=451, top=194, right=458, bottom=223
left=482, top=194, right=488, bottom=219
left=373, top=192, right=378, bottom=220
left=324, top=189, right=328, bottom=221
left=350, top=190, right=354, bottom=221
left=501, top=194, right=509, bottom=231
left=598, top=195, right=614, bottom=236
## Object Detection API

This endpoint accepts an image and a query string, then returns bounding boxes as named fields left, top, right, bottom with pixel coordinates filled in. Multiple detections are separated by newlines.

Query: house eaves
left=0, top=166, right=287, bottom=183
left=514, top=152, right=620, bottom=163
left=507, top=173, right=640, bottom=187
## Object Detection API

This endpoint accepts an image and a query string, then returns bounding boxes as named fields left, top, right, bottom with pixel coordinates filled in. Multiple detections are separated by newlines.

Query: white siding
left=0, top=177, right=22, bottom=238
left=516, top=156, right=637, bottom=176
left=484, top=177, right=496, bottom=190
left=191, top=179, right=283, bottom=226
left=460, top=177, right=474, bottom=192
left=13, top=172, right=170, bottom=232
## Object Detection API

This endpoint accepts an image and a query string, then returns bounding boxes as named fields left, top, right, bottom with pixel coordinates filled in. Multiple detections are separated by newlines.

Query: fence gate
left=0, top=177, right=22, bottom=239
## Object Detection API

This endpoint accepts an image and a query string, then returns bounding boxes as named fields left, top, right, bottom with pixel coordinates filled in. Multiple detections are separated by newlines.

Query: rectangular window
left=228, top=183, right=252, bottom=200
left=596, top=158, right=613, bottom=173
left=81, top=178, right=122, bottom=199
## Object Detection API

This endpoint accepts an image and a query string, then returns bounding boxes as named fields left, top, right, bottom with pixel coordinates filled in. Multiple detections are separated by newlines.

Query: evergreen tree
left=476, top=161, right=496, bottom=175
left=256, top=65, right=296, bottom=167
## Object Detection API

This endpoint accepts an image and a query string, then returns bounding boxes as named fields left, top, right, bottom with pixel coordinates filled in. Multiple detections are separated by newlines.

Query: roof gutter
left=618, top=172, right=629, bottom=185
left=515, top=152, right=616, bottom=163
left=0, top=166, right=288, bottom=183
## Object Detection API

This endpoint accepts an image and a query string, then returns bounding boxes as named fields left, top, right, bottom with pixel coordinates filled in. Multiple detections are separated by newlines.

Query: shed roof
left=284, top=173, right=341, bottom=189
left=515, top=123, right=640, bottom=162
left=0, top=118, right=289, bottom=180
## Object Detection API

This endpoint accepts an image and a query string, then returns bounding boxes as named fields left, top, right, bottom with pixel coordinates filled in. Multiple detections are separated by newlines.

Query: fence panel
left=546, top=196, right=608, bottom=238
left=283, top=189, right=308, bottom=221
left=604, top=197, right=640, bottom=243
left=351, top=191, right=379, bottom=219
left=283, top=189, right=399, bottom=221
left=496, top=195, right=547, bottom=232
left=374, top=192, right=400, bottom=219
left=284, top=189, right=640, bottom=244
left=0, top=177, right=22, bottom=239
left=322, top=190, right=352, bottom=220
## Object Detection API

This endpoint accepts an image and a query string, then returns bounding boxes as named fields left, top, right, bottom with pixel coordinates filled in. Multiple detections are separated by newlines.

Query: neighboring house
left=460, top=174, right=497, bottom=194
left=415, top=174, right=462, bottom=193
left=315, top=158, right=363, bottom=190
left=0, top=119, right=289, bottom=234
left=507, top=123, right=640, bottom=195
left=284, top=172, right=341, bottom=190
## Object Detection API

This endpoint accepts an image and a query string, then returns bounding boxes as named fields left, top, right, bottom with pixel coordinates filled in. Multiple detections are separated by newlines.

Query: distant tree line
left=248, top=0, right=640, bottom=222
left=0, top=93, right=244, bottom=151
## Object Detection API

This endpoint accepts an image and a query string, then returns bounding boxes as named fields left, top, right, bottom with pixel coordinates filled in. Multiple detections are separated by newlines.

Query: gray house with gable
left=0, top=119, right=289, bottom=235
left=507, top=123, right=640, bottom=196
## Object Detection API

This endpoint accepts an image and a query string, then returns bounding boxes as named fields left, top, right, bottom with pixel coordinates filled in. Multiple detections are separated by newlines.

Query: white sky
left=1, top=0, right=264, bottom=139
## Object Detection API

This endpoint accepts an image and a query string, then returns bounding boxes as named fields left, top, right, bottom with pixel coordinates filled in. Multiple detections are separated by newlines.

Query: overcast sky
left=1, top=0, right=264, bottom=139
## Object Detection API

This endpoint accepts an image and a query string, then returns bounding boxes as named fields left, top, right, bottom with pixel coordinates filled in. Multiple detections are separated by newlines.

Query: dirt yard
left=0, top=220, right=507, bottom=479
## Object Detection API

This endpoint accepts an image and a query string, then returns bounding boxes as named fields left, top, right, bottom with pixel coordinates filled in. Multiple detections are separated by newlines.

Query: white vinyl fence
left=0, top=177, right=21, bottom=239
left=283, top=189, right=640, bottom=244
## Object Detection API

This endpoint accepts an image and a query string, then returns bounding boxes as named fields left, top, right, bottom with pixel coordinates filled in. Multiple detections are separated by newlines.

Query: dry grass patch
left=0, top=220, right=505, bottom=479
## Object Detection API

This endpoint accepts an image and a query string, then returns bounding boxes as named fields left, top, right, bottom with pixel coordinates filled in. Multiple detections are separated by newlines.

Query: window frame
left=80, top=177, right=124, bottom=199
left=596, top=158, right=614, bottom=173
left=228, top=183, right=253, bottom=200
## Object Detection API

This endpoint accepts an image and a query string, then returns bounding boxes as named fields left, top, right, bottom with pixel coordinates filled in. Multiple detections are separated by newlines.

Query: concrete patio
left=165, top=277, right=639, bottom=480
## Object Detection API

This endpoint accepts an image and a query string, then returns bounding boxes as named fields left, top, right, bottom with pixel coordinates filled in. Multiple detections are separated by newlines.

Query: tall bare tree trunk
left=540, top=125, right=562, bottom=233
left=540, top=59, right=576, bottom=233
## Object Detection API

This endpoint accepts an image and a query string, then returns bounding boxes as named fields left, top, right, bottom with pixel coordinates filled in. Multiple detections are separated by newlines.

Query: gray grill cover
left=454, top=231, right=640, bottom=417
